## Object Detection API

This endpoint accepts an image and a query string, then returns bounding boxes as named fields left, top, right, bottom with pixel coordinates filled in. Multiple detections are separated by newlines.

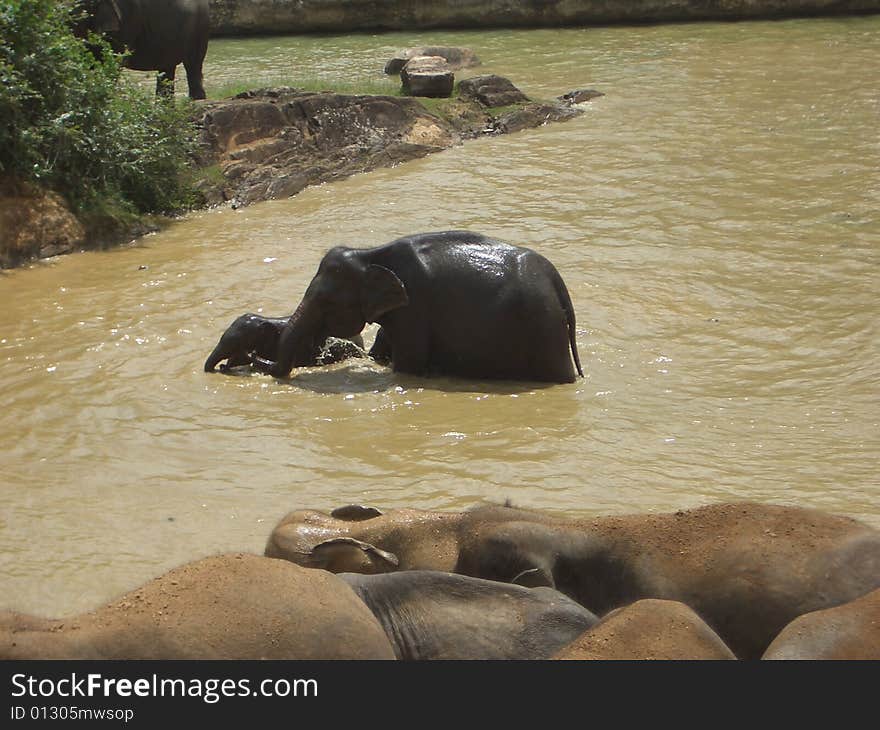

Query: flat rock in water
left=385, top=46, right=481, bottom=75
left=458, top=75, right=530, bottom=107
left=400, top=56, right=455, bottom=98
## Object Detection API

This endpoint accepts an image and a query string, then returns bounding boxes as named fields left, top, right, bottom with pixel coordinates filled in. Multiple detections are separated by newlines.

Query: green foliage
left=0, top=0, right=198, bottom=215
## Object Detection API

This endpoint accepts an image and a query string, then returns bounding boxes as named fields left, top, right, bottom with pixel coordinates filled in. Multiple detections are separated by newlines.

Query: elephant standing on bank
left=250, top=230, right=584, bottom=384
left=76, top=0, right=209, bottom=99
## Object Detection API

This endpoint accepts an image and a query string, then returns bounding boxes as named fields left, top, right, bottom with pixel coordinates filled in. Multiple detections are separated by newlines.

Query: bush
left=0, top=0, right=198, bottom=215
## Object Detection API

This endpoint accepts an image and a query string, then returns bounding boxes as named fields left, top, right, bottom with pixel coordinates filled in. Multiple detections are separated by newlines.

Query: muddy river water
left=1, top=17, right=878, bottom=615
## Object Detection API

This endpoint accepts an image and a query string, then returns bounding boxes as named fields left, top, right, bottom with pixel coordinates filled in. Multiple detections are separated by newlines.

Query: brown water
left=2, top=17, right=878, bottom=615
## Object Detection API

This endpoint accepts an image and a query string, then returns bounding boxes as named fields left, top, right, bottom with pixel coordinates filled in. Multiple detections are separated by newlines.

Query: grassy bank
left=0, top=0, right=200, bottom=265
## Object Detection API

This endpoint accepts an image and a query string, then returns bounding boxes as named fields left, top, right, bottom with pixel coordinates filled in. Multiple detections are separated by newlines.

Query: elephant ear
left=311, top=537, right=399, bottom=573
left=361, top=265, right=408, bottom=322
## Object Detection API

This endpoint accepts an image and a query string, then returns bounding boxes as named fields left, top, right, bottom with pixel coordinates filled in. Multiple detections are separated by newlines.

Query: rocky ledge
left=194, top=76, right=588, bottom=207
left=1, top=77, right=595, bottom=268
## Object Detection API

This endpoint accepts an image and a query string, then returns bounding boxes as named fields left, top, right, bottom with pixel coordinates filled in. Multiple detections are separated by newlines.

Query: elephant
left=553, top=599, right=736, bottom=660
left=204, top=312, right=367, bottom=373
left=1, top=553, right=596, bottom=660
left=762, top=587, right=880, bottom=660
left=249, top=230, right=584, bottom=383
left=0, top=554, right=394, bottom=659
left=264, top=501, right=880, bottom=659
left=339, top=570, right=598, bottom=660
left=75, top=0, right=209, bottom=99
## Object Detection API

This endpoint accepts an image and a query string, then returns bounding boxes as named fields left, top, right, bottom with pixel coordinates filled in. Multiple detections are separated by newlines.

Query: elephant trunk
left=268, top=299, right=324, bottom=377
left=204, top=343, right=227, bottom=372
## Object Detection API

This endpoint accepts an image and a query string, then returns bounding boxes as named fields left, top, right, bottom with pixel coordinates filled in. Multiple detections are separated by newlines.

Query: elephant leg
left=369, top=327, right=392, bottom=365
left=156, top=68, right=176, bottom=98
left=184, top=40, right=207, bottom=100
left=383, top=325, right=429, bottom=376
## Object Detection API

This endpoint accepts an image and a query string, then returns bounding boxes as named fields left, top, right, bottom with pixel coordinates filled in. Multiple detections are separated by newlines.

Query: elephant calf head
left=205, top=313, right=286, bottom=373
left=205, top=313, right=369, bottom=374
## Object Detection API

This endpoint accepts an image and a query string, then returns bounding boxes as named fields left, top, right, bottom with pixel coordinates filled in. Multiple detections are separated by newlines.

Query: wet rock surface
left=458, top=75, right=531, bottom=107
left=195, top=79, right=587, bottom=206
left=400, top=56, right=456, bottom=98
left=196, top=88, right=458, bottom=206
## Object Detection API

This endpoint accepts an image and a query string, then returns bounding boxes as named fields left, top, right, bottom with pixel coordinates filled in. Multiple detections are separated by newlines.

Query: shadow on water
left=215, top=358, right=571, bottom=395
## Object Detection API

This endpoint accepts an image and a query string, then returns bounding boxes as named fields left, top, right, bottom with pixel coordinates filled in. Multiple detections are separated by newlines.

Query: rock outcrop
left=195, top=80, right=586, bottom=206
left=458, top=75, right=530, bottom=108
left=0, top=186, right=85, bottom=268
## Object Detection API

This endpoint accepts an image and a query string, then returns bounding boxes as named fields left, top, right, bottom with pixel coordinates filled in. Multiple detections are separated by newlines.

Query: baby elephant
left=204, top=312, right=366, bottom=373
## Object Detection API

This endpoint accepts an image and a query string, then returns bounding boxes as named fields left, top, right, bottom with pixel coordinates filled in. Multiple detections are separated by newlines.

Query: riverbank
left=1, top=76, right=587, bottom=269
left=208, top=0, right=880, bottom=35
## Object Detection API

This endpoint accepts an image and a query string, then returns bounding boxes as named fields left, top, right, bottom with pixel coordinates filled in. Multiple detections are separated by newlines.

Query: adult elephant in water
left=76, top=0, right=209, bottom=99
left=251, top=231, right=584, bottom=383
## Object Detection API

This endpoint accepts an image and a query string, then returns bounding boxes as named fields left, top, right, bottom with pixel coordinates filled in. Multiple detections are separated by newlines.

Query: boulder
left=458, top=75, right=530, bottom=107
left=385, top=46, right=481, bottom=75
left=400, top=56, right=455, bottom=98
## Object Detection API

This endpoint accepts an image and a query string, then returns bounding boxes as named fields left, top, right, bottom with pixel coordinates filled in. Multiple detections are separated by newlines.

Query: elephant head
left=264, top=504, right=470, bottom=574
left=252, top=247, right=409, bottom=378
left=73, top=0, right=121, bottom=36
left=204, top=313, right=285, bottom=372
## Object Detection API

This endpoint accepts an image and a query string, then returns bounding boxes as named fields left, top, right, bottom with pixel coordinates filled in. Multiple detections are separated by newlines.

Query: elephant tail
left=553, top=271, right=583, bottom=378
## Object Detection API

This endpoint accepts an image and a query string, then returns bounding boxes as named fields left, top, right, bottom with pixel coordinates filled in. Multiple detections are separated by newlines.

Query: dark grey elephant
left=341, top=570, right=598, bottom=660
left=250, top=230, right=584, bottom=383
left=265, top=501, right=880, bottom=660
left=204, top=312, right=367, bottom=373
left=76, top=0, right=209, bottom=99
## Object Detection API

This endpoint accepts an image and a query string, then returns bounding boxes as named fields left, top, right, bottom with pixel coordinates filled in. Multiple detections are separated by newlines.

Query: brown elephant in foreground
left=265, top=501, right=880, bottom=659
left=762, top=587, right=880, bottom=660
left=554, top=599, right=736, bottom=660
left=1, top=554, right=597, bottom=660
left=0, top=554, right=393, bottom=660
